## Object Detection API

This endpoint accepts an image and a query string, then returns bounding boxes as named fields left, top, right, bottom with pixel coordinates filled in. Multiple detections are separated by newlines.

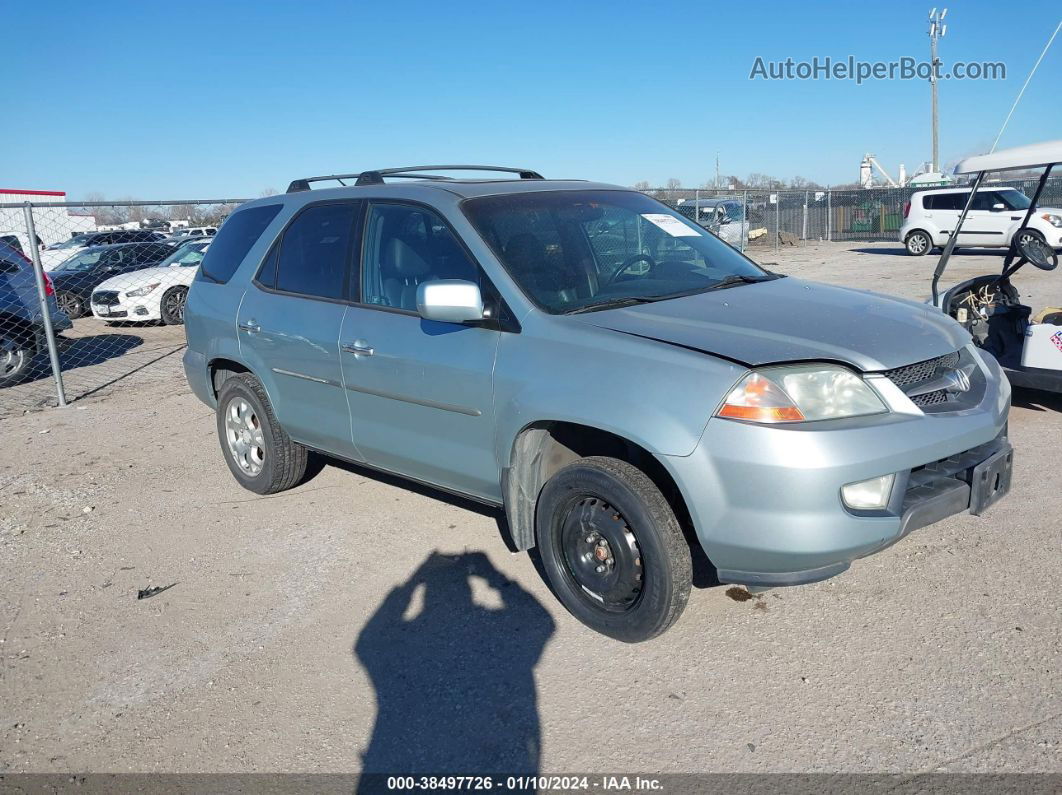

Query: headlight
left=1042, top=214, right=1062, bottom=228
left=717, top=364, right=888, bottom=424
left=125, top=282, right=161, bottom=297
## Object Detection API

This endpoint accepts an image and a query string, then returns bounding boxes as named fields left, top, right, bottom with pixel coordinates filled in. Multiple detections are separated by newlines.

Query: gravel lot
left=1, top=242, right=1059, bottom=775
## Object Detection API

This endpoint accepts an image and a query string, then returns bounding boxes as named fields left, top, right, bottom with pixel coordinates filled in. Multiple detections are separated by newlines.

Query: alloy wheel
left=224, top=397, right=265, bottom=476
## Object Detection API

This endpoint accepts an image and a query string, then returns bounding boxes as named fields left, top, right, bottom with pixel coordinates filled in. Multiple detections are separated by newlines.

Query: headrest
left=384, top=238, right=430, bottom=277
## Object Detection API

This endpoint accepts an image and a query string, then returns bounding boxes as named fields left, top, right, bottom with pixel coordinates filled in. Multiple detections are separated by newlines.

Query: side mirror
left=416, top=279, right=484, bottom=323
left=991, top=203, right=1006, bottom=212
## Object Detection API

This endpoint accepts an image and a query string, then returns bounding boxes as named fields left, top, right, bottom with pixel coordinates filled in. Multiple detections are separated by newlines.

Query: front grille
left=93, top=290, right=120, bottom=306
left=911, top=389, right=948, bottom=407
left=883, top=351, right=960, bottom=390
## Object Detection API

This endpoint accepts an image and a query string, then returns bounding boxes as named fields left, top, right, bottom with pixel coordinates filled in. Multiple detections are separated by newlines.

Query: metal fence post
left=802, top=191, right=808, bottom=245
left=741, top=190, right=748, bottom=253
left=774, top=191, right=780, bottom=252
left=23, top=203, right=67, bottom=406
left=826, top=187, right=832, bottom=242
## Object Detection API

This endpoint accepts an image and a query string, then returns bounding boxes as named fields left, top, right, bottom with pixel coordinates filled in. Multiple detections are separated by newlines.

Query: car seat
left=381, top=238, right=431, bottom=311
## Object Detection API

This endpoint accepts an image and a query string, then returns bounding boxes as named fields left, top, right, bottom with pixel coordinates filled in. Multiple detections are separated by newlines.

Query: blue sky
left=4, top=0, right=1060, bottom=198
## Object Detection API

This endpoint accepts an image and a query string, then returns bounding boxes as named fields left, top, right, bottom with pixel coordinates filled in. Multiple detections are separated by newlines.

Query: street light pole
left=928, top=8, right=948, bottom=173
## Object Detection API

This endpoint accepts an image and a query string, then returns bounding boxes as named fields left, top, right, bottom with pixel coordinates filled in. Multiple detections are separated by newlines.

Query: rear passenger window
left=199, top=204, right=282, bottom=284
left=274, top=203, right=357, bottom=300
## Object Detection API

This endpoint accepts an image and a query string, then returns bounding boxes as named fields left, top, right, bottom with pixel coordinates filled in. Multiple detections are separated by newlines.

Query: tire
left=160, top=286, right=188, bottom=325
left=215, top=373, right=308, bottom=495
left=56, top=291, right=84, bottom=319
left=1015, top=228, right=1045, bottom=250
left=0, top=333, right=32, bottom=388
left=905, top=230, right=932, bottom=256
left=535, top=456, right=692, bottom=642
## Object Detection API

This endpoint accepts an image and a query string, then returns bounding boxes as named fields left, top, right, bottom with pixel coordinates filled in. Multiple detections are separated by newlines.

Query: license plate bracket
left=969, top=444, right=1013, bottom=516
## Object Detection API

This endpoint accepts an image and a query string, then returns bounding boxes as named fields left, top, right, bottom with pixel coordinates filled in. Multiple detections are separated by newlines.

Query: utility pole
left=928, top=8, right=948, bottom=173
left=715, top=152, right=720, bottom=189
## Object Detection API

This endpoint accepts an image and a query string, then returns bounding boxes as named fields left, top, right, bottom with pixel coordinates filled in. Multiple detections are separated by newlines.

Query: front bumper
left=90, top=295, right=161, bottom=322
left=662, top=350, right=1012, bottom=587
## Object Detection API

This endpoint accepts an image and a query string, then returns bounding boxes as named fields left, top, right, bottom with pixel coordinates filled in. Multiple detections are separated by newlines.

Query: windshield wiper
left=706, top=274, right=768, bottom=291
left=566, top=295, right=670, bottom=314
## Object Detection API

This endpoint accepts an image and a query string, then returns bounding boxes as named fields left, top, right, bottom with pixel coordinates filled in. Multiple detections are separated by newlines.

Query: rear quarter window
left=198, top=204, right=283, bottom=284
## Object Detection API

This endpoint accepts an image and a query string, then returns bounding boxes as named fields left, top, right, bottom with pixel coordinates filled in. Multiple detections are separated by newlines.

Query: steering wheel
left=607, top=253, right=657, bottom=285
left=1015, top=234, right=1058, bottom=271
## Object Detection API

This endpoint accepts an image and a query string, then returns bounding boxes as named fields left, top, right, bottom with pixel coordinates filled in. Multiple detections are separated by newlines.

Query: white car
left=900, top=186, right=1062, bottom=256
left=90, top=239, right=210, bottom=324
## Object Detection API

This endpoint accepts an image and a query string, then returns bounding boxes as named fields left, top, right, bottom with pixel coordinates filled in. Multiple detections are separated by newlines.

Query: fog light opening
left=841, top=474, right=896, bottom=511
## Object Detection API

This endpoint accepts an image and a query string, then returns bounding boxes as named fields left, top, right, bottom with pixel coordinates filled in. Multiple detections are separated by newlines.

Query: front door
left=959, top=191, right=1014, bottom=247
left=341, top=201, right=501, bottom=501
left=237, top=201, right=362, bottom=462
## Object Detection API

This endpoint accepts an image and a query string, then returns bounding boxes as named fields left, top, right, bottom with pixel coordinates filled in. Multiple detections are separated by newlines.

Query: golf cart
left=932, top=140, right=1062, bottom=393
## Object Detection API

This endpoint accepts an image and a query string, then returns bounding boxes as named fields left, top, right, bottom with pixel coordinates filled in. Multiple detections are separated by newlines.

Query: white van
left=900, top=186, right=1062, bottom=255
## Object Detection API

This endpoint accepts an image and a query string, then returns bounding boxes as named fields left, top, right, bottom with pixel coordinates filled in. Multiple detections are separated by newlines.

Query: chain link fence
left=3, top=179, right=1061, bottom=418
left=0, top=199, right=246, bottom=418
left=641, top=177, right=1062, bottom=251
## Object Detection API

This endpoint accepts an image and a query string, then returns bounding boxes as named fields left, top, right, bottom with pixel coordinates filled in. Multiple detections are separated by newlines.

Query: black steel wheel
left=535, top=456, right=692, bottom=642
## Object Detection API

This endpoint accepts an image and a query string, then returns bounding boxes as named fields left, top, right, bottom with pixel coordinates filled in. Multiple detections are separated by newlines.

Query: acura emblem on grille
left=942, top=369, right=971, bottom=394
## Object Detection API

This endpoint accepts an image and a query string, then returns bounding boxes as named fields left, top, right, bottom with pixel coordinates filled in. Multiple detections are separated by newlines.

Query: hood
left=574, top=277, right=969, bottom=372
left=94, top=265, right=194, bottom=293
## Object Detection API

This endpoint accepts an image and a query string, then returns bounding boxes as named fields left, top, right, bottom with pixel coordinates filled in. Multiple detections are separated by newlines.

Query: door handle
left=238, top=320, right=260, bottom=333
left=342, top=340, right=374, bottom=357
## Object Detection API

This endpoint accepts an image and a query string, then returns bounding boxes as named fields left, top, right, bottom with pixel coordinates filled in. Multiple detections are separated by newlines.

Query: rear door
left=341, top=201, right=502, bottom=500
left=237, top=201, right=362, bottom=461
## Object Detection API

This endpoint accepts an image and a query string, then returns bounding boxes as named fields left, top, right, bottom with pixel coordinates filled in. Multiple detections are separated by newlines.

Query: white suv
left=900, top=186, right=1062, bottom=255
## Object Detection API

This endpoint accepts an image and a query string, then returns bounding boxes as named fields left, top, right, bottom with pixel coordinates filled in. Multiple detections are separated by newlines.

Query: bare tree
left=259, top=188, right=280, bottom=197
left=632, top=181, right=651, bottom=192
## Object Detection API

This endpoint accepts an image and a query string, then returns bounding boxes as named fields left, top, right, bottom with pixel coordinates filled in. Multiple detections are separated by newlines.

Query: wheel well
left=209, top=358, right=251, bottom=396
left=502, top=421, right=693, bottom=553
left=906, top=228, right=931, bottom=241
left=0, top=313, right=36, bottom=347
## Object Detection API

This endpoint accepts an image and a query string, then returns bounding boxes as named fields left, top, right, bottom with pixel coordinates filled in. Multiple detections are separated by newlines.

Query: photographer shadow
left=355, top=551, right=555, bottom=778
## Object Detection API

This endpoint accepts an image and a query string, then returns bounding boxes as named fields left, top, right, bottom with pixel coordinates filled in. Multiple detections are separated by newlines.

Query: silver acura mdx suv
left=183, top=165, right=1012, bottom=641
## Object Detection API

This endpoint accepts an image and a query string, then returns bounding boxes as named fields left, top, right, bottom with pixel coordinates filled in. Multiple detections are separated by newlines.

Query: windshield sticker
left=641, top=214, right=701, bottom=237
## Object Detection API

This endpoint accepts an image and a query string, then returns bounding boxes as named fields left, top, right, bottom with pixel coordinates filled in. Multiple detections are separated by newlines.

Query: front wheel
left=216, top=374, right=308, bottom=494
left=905, top=230, right=932, bottom=256
left=1014, top=228, right=1046, bottom=251
left=160, top=286, right=188, bottom=325
left=0, top=333, right=32, bottom=388
left=535, top=456, right=692, bottom=642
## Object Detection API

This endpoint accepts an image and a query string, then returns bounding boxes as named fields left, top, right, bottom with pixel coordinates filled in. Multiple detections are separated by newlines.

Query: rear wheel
left=535, top=456, right=692, bottom=642
left=0, top=333, right=32, bottom=388
left=160, top=286, right=188, bottom=325
left=905, top=230, right=932, bottom=256
left=56, top=291, right=84, bottom=318
left=1015, top=228, right=1046, bottom=251
left=216, top=374, right=308, bottom=494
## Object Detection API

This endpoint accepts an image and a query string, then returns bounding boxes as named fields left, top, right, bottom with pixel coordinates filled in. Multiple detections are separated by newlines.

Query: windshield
left=51, top=235, right=92, bottom=250
left=463, top=190, right=770, bottom=314
left=997, top=189, right=1032, bottom=210
left=54, top=249, right=104, bottom=271
left=160, top=242, right=209, bottom=267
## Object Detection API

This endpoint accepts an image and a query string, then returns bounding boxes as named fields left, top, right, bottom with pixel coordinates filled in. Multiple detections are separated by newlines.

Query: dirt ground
left=0, top=242, right=1059, bottom=775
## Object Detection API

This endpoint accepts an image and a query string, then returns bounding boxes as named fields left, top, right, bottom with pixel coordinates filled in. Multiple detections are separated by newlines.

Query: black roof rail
left=286, top=165, right=543, bottom=193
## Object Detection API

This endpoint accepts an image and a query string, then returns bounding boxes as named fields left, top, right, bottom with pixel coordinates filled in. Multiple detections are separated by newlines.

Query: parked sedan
left=90, top=239, right=210, bottom=324
left=40, top=230, right=167, bottom=270
left=50, top=242, right=174, bottom=318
